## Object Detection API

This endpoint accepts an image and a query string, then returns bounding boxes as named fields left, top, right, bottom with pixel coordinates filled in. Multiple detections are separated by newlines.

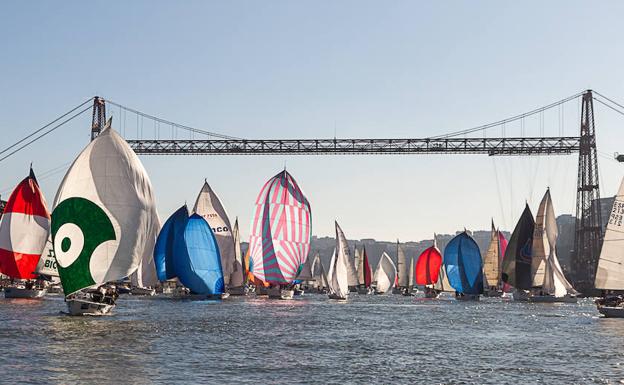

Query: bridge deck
left=127, top=137, right=580, bottom=155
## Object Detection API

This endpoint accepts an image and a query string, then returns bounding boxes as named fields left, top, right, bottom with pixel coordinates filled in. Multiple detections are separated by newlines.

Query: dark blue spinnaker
left=443, top=232, right=484, bottom=295
left=153, top=205, right=189, bottom=281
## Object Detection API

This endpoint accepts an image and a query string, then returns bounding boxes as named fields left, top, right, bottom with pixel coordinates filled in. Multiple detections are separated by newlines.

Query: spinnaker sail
left=248, top=170, right=312, bottom=284
left=193, top=181, right=235, bottom=285
left=0, top=167, right=50, bottom=279
left=51, top=122, right=159, bottom=296
left=374, top=252, right=397, bottom=294
left=154, top=205, right=189, bottom=281
left=443, top=232, right=484, bottom=295
left=415, top=241, right=442, bottom=286
left=174, top=214, right=224, bottom=295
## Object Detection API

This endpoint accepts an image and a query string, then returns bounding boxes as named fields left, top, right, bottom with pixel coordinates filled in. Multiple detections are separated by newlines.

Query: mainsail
left=193, top=181, right=235, bottom=284
left=336, top=221, right=357, bottom=287
left=174, top=214, right=224, bottom=295
left=295, top=251, right=314, bottom=281
left=358, top=245, right=373, bottom=287
left=374, top=252, right=397, bottom=294
left=595, top=177, right=624, bottom=289
left=34, top=238, right=59, bottom=279
left=154, top=205, right=189, bottom=281
left=443, top=232, right=484, bottom=295
left=482, top=221, right=500, bottom=288
left=328, top=245, right=349, bottom=298
left=230, top=218, right=245, bottom=287
left=501, top=204, right=535, bottom=290
left=534, top=189, right=576, bottom=296
left=415, top=241, right=442, bottom=286
left=51, top=123, right=159, bottom=296
left=433, top=263, right=453, bottom=292
left=0, top=167, right=50, bottom=280
left=396, top=241, right=409, bottom=288
left=248, top=170, right=312, bottom=284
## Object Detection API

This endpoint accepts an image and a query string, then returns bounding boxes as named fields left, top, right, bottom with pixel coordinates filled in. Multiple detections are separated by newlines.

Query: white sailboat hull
left=598, top=306, right=624, bottom=318
left=66, top=299, right=114, bottom=316
left=4, top=287, right=47, bottom=299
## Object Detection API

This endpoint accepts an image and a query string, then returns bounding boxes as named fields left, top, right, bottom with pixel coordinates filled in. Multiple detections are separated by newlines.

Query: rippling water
left=0, top=293, right=622, bottom=384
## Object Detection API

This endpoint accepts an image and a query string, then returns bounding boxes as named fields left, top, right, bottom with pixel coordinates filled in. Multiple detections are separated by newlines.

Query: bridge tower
left=91, top=96, right=106, bottom=141
left=573, top=90, right=603, bottom=294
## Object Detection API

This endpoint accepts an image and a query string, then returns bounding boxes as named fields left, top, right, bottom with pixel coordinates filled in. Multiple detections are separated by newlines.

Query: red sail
left=362, top=247, right=372, bottom=287
left=498, top=231, right=512, bottom=292
left=0, top=168, right=50, bottom=279
left=415, top=245, right=442, bottom=285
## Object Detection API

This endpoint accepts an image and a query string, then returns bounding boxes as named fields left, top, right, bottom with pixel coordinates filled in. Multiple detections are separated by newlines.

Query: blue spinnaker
left=153, top=205, right=189, bottom=281
left=174, top=213, right=224, bottom=295
left=443, top=232, right=484, bottom=295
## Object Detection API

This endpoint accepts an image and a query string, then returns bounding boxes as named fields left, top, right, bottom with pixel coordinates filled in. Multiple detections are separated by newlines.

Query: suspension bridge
left=2, top=89, right=623, bottom=294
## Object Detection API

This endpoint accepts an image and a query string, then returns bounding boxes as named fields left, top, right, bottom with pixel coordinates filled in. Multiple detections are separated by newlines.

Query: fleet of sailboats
left=2, top=120, right=619, bottom=319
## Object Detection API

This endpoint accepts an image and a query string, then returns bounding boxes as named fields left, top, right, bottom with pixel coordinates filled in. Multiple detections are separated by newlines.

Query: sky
left=1, top=1, right=624, bottom=242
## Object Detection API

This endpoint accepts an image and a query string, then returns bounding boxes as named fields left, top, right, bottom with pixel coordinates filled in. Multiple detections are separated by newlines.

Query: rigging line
left=104, top=98, right=241, bottom=140
left=0, top=97, right=94, bottom=157
left=0, top=105, right=91, bottom=164
left=0, top=161, right=73, bottom=196
left=593, top=91, right=624, bottom=111
left=429, top=92, right=584, bottom=139
left=593, top=97, right=624, bottom=117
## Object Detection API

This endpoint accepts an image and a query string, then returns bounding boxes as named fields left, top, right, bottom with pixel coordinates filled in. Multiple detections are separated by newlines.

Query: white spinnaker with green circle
left=51, top=123, right=159, bottom=296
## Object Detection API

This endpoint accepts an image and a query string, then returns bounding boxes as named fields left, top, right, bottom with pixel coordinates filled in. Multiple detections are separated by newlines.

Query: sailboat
left=501, top=204, right=536, bottom=301
left=482, top=221, right=506, bottom=297
left=129, top=213, right=161, bottom=296
left=374, top=252, right=397, bottom=295
left=443, top=231, right=484, bottom=300
left=433, top=261, right=454, bottom=297
left=154, top=205, right=189, bottom=282
left=356, top=245, right=373, bottom=294
left=328, top=222, right=351, bottom=300
left=228, top=218, right=247, bottom=295
left=51, top=120, right=160, bottom=315
left=294, top=251, right=314, bottom=295
left=311, top=253, right=329, bottom=293
left=34, top=238, right=61, bottom=293
left=248, top=170, right=312, bottom=300
left=595, top=177, right=624, bottom=317
left=174, top=214, right=226, bottom=299
left=415, top=238, right=443, bottom=298
left=193, top=180, right=242, bottom=295
left=0, top=167, right=50, bottom=299
left=394, top=241, right=410, bottom=295
left=522, top=189, right=578, bottom=303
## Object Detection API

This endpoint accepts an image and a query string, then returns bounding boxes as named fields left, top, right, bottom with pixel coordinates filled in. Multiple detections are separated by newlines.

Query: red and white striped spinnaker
left=0, top=168, right=50, bottom=279
left=248, top=170, right=312, bottom=284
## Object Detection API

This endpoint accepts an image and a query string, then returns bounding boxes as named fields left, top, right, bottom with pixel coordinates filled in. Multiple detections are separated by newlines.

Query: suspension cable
left=0, top=105, right=92, bottom=164
left=0, top=97, right=94, bottom=157
left=429, top=92, right=584, bottom=139
left=104, top=98, right=241, bottom=140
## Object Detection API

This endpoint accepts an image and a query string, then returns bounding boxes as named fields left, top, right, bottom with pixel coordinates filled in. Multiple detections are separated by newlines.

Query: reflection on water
left=0, top=294, right=622, bottom=384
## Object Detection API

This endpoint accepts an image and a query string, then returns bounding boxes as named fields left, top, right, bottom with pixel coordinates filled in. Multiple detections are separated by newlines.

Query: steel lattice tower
left=91, top=96, right=106, bottom=141
left=573, top=90, right=603, bottom=293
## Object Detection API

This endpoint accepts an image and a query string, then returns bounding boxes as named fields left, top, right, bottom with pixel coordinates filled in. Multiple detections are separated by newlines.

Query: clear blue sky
left=1, top=1, right=623, bottom=241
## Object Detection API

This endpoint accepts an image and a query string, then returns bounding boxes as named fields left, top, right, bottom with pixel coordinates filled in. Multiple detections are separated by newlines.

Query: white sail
left=130, top=211, right=161, bottom=288
left=229, top=218, right=245, bottom=287
left=51, top=122, right=159, bottom=296
left=483, top=221, right=500, bottom=287
left=319, top=259, right=329, bottom=289
left=336, top=222, right=357, bottom=287
left=296, top=252, right=314, bottom=281
left=311, top=252, right=322, bottom=288
left=434, top=263, right=454, bottom=292
left=34, top=238, right=59, bottom=279
left=354, top=247, right=361, bottom=283
left=374, top=252, right=397, bottom=294
left=193, top=180, right=235, bottom=284
left=596, top=177, right=624, bottom=290
left=408, top=256, right=414, bottom=288
left=536, top=189, right=577, bottom=296
left=328, top=247, right=349, bottom=298
left=397, top=241, right=409, bottom=287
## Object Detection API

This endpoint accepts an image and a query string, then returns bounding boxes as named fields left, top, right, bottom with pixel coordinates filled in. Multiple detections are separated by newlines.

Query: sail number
left=609, top=201, right=624, bottom=227
left=212, top=226, right=229, bottom=233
